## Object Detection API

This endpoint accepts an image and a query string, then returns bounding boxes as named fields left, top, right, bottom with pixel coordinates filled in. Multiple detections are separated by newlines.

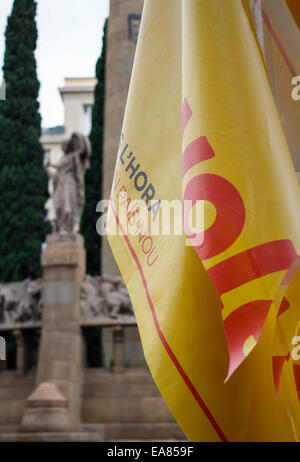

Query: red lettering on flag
left=182, top=136, right=215, bottom=177
left=208, top=240, right=297, bottom=298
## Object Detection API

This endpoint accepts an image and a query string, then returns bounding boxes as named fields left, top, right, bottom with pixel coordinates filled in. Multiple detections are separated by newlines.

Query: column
left=12, top=330, right=25, bottom=377
left=20, top=233, right=85, bottom=433
left=113, top=325, right=124, bottom=373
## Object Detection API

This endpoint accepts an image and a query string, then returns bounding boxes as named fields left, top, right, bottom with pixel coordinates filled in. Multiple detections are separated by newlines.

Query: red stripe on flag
left=182, top=136, right=215, bottom=177
left=261, top=7, right=297, bottom=77
left=111, top=202, right=228, bottom=442
left=277, top=297, right=290, bottom=318
left=225, top=299, right=272, bottom=379
left=208, top=239, right=297, bottom=297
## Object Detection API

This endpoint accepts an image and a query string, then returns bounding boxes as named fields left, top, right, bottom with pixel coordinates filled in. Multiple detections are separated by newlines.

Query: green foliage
left=80, top=20, right=107, bottom=275
left=0, top=0, right=50, bottom=282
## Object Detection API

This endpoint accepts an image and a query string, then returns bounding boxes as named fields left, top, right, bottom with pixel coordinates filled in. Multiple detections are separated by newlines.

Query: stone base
left=102, top=423, right=186, bottom=442
left=34, top=236, right=85, bottom=432
left=0, top=432, right=103, bottom=442
left=20, top=412, right=70, bottom=434
left=20, top=382, right=70, bottom=433
left=0, top=423, right=185, bottom=442
left=46, top=233, right=84, bottom=246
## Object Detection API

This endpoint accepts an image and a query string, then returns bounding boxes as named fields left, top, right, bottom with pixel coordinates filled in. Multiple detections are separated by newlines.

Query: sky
left=0, top=0, right=109, bottom=128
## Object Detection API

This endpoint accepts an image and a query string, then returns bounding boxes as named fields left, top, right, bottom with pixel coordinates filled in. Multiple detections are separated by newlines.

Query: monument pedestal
left=21, top=233, right=85, bottom=433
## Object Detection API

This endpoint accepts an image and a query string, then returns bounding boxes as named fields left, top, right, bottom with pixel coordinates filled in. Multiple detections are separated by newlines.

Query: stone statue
left=0, top=275, right=133, bottom=325
left=80, top=276, right=105, bottom=318
left=45, top=132, right=91, bottom=233
left=80, top=275, right=134, bottom=320
left=0, top=279, right=43, bottom=324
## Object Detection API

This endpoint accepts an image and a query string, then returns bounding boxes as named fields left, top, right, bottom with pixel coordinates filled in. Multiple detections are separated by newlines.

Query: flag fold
left=107, top=0, right=300, bottom=441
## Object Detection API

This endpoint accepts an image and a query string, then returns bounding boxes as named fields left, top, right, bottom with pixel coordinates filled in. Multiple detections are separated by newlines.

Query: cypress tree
left=81, top=20, right=107, bottom=275
left=0, top=0, right=50, bottom=282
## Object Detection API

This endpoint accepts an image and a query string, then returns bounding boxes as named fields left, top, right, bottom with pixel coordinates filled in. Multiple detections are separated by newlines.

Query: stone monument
left=0, top=2, right=184, bottom=441
left=45, top=132, right=91, bottom=234
left=20, top=132, right=90, bottom=433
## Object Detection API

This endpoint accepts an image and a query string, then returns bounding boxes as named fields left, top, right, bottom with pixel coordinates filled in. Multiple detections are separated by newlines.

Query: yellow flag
left=107, top=0, right=300, bottom=441
left=248, top=0, right=300, bottom=174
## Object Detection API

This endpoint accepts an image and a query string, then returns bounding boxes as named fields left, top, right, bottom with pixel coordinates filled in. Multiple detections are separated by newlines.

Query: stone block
left=20, top=382, right=70, bottom=433
left=43, top=281, right=77, bottom=306
left=103, top=423, right=185, bottom=441
left=38, top=330, right=82, bottom=363
left=0, top=431, right=103, bottom=442
left=37, top=359, right=82, bottom=385
left=0, top=401, right=26, bottom=425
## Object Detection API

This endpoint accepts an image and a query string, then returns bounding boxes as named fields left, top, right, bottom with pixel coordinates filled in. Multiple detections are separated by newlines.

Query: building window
left=82, top=104, right=93, bottom=136
left=43, top=149, right=51, bottom=168
left=128, top=14, right=142, bottom=44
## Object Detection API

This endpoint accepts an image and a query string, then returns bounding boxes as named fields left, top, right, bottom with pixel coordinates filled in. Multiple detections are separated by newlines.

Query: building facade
left=41, top=77, right=96, bottom=165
